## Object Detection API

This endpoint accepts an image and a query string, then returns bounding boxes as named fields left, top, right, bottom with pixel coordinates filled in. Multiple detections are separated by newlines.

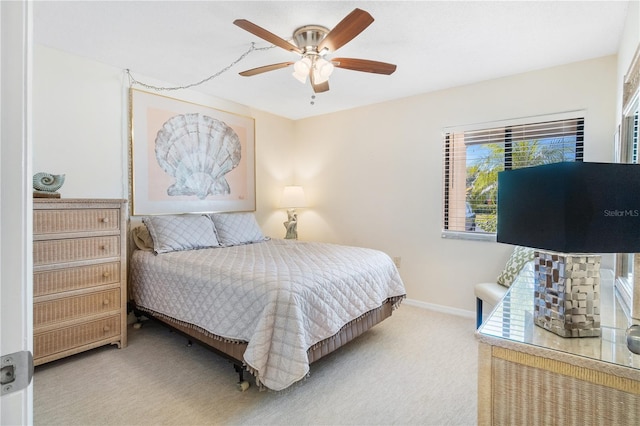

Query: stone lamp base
left=533, top=250, right=601, bottom=338
left=283, top=208, right=298, bottom=240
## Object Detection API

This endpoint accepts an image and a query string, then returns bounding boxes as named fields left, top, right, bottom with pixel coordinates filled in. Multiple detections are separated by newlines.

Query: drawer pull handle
left=103, top=326, right=110, bottom=332
left=103, top=299, right=110, bottom=306
left=102, top=272, right=110, bottom=278
left=100, top=218, right=109, bottom=223
left=99, top=245, right=107, bottom=250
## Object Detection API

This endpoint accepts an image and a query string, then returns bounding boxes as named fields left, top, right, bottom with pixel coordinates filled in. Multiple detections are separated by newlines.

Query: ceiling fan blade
left=312, top=81, right=330, bottom=93
left=332, top=58, right=397, bottom=75
left=317, top=8, right=374, bottom=53
left=309, top=71, right=330, bottom=93
left=234, top=19, right=302, bottom=54
left=239, top=62, right=295, bottom=76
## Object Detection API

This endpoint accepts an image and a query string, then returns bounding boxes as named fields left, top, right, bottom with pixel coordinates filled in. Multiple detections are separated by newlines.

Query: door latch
left=1, top=351, right=33, bottom=396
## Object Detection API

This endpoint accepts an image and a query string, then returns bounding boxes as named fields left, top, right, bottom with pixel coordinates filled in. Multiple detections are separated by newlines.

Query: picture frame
left=129, top=88, right=255, bottom=215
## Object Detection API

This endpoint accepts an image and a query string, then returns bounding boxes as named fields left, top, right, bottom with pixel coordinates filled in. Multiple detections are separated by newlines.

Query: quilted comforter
left=130, top=238, right=405, bottom=391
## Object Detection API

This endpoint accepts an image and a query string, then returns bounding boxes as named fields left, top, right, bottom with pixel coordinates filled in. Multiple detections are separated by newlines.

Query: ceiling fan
left=233, top=8, right=397, bottom=93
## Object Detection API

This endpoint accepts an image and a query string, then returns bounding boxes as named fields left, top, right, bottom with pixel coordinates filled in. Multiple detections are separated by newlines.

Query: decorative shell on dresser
left=33, top=172, right=65, bottom=193
left=155, top=113, right=241, bottom=200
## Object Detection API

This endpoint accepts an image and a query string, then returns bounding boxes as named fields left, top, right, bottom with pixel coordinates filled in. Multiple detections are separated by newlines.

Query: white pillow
left=209, top=212, right=268, bottom=246
left=142, top=214, right=220, bottom=254
left=131, top=225, right=154, bottom=252
left=496, top=246, right=535, bottom=287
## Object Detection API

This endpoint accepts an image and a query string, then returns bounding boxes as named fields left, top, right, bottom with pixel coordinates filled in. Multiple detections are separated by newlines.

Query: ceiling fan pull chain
left=125, top=42, right=275, bottom=92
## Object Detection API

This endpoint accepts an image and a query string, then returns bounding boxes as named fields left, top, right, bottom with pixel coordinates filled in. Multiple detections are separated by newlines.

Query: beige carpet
left=33, top=305, right=478, bottom=425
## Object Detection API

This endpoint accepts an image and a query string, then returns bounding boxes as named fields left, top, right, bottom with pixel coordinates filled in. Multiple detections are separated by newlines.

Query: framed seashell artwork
left=129, top=89, right=255, bottom=215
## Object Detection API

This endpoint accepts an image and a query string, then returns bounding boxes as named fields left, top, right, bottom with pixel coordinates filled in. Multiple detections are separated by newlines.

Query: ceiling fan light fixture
left=294, top=57, right=312, bottom=73
left=312, top=58, right=334, bottom=84
left=292, top=57, right=312, bottom=83
left=292, top=69, right=308, bottom=84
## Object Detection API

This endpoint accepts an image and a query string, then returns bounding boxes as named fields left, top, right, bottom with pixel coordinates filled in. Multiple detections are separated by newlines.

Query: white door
left=1, top=1, right=34, bottom=424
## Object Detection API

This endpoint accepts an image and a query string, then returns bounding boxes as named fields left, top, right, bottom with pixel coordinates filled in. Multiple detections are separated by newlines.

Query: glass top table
left=477, top=267, right=640, bottom=370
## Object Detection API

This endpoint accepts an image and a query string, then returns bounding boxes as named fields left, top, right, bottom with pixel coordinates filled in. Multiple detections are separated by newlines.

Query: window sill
left=441, top=230, right=496, bottom=242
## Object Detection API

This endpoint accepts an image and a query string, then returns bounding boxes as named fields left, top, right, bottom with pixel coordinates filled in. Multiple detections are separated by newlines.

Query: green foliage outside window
left=466, top=139, right=576, bottom=233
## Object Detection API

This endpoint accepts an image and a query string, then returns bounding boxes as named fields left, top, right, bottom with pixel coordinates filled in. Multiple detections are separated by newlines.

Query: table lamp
left=497, top=162, right=640, bottom=338
left=279, top=186, right=307, bottom=240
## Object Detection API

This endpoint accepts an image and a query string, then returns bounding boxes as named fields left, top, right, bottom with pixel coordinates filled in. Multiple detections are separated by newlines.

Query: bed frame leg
left=234, top=364, right=244, bottom=382
left=234, top=364, right=250, bottom=391
left=131, top=307, right=145, bottom=330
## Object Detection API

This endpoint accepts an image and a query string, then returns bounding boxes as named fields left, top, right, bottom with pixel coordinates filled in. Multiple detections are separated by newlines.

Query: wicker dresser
left=33, top=198, right=127, bottom=365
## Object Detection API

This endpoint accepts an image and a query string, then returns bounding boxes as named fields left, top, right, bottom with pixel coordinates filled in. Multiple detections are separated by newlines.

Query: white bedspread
left=130, top=239, right=405, bottom=391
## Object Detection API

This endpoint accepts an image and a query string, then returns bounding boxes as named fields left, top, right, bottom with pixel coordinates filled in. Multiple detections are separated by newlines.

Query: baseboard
left=403, top=298, right=475, bottom=319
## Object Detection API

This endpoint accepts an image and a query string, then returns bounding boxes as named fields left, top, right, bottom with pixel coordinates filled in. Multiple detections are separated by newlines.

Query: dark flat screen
left=497, top=162, right=640, bottom=253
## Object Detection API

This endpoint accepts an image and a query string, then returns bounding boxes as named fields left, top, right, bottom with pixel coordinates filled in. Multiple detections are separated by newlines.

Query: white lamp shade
left=279, top=186, right=307, bottom=208
left=294, top=57, right=311, bottom=73
left=313, top=58, right=334, bottom=84
left=292, top=57, right=311, bottom=83
left=292, top=70, right=308, bottom=84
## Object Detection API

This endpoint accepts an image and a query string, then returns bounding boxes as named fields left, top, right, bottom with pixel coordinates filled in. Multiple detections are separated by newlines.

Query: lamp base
left=283, top=208, right=298, bottom=240
left=533, top=250, right=601, bottom=338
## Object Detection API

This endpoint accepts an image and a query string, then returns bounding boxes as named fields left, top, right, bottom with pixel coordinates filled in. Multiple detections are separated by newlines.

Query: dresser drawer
left=34, top=208, right=120, bottom=235
left=34, top=315, right=121, bottom=361
left=34, top=236, right=120, bottom=266
left=34, top=262, right=121, bottom=297
left=34, top=288, right=120, bottom=327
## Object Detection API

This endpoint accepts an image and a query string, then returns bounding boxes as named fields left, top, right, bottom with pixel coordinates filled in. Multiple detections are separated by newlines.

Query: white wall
left=294, top=55, right=618, bottom=312
left=33, top=46, right=126, bottom=199
left=33, top=45, right=296, bottom=225
left=33, top=45, right=624, bottom=315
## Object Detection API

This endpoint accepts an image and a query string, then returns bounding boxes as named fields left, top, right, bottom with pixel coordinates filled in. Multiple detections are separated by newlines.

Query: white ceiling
left=34, top=1, right=629, bottom=120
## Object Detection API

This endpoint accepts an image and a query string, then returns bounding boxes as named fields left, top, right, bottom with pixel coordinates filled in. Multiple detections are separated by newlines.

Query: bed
left=129, top=212, right=406, bottom=391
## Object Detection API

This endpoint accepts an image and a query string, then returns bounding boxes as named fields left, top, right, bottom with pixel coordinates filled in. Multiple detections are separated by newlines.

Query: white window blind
left=623, top=107, right=639, bottom=163
left=442, top=114, right=584, bottom=238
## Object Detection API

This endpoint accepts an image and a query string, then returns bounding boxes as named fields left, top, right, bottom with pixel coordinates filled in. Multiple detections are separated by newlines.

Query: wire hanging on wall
left=125, top=42, right=275, bottom=91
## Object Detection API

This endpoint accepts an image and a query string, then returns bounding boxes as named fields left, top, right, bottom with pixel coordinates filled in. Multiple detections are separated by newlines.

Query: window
left=442, top=113, right=585, bottom=240
left=615, top=89, right=639, bottom=317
